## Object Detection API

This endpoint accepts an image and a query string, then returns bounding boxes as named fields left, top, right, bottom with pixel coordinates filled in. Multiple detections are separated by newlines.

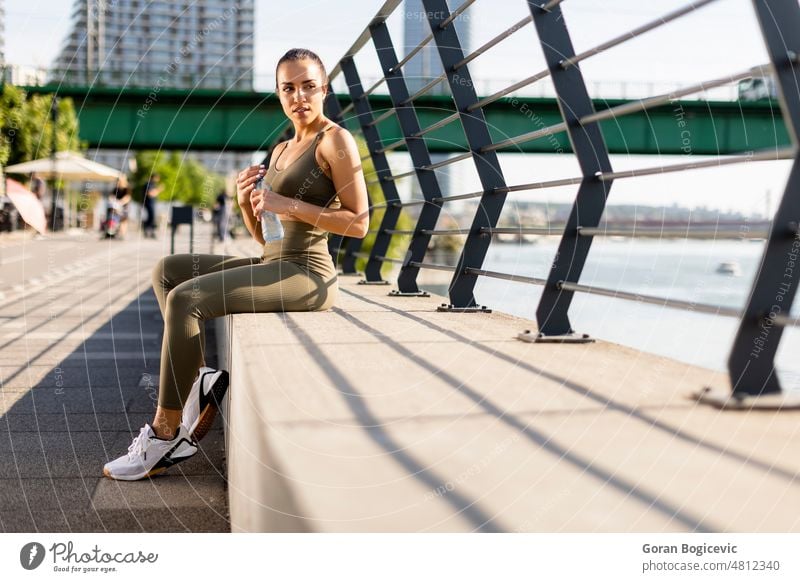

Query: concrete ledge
left=216, top=276, right=800, bottom=533
left=216, top=315, right=310, bottom=532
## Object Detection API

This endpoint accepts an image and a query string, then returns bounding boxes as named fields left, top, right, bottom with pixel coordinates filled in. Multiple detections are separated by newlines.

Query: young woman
left=103, top=48, right=369, bottom=480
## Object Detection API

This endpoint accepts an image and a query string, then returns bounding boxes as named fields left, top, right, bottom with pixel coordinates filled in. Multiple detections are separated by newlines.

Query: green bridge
left=18, top=84, right=789, bottom=155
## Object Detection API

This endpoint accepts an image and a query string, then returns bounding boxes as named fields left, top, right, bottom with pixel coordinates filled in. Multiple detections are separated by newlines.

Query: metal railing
left=279, top=0, right=800, bottom=404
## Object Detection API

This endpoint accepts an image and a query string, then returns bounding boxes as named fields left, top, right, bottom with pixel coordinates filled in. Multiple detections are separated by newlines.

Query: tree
left=0, top=85, right=82, bottom=166
left=0, top=85, right=24, bottom=166
left=131, top=150, right=225, bottom=207
left=353, top=137, right=415, bottom=278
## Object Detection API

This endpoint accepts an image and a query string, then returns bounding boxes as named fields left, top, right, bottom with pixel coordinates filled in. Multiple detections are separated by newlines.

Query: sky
left=3, top=0, right=794, bottom=214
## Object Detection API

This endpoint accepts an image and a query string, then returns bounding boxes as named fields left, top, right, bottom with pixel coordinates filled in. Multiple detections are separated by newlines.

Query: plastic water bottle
left=254, top=178, right=284, bottom=242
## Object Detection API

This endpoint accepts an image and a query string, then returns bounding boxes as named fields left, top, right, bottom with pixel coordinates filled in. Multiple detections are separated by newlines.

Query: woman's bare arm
left=236, top=165, right=266, bottom=245
left=283, top=128, right=369, bottom=238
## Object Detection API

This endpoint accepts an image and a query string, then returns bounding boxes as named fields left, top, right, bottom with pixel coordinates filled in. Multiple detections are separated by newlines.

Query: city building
left=402, top=0, right=471, bottom=95
left=52, top=0, right=256, bottom=176
left=403, top=0, right=472, bottom=200
left=53, top=0, right=254, bottom=90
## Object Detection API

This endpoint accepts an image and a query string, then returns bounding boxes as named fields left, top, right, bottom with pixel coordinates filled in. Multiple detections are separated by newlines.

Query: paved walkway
left=0, top=225, right=229, bottom=532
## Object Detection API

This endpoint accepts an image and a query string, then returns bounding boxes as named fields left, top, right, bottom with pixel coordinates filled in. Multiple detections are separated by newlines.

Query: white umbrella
left=5, top=178, right=47, bottom=234
left=5, top=151, right=124, bottom=182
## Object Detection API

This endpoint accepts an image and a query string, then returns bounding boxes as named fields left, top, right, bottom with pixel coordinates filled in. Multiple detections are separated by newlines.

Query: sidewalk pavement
left=0, top=223, right=230, bottom=532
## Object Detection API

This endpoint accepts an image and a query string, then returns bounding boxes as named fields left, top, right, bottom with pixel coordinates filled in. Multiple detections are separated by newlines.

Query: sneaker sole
left=192, top=370, right=229, bottom=442
left=102, top=464, right=168, bottom=481
left=102, top=437, right=198, bottom=481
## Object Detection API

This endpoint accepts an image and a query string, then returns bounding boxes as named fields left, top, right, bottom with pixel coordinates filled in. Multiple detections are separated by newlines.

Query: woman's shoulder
left=318, top=124, right=359, bottom=158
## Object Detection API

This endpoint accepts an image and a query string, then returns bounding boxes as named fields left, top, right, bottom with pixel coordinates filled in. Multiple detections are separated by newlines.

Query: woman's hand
left=236, top=164, right=266, bottom=209
left=250, top=185, right=264, bottom=220
left=252, top=187, right=294, bottom=217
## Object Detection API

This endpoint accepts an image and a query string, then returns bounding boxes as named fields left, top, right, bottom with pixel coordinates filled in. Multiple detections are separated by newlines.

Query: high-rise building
left=51, top=0, right=256, bottom=177
left=403, top=0, right=472, bottom=200
left=53, top=0, right=254, bottom=90
left=402, top=0, right=471, bottom=95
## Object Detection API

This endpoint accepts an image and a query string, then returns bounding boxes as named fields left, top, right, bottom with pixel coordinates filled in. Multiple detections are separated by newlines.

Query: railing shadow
left=0, top=289, right=228, bottom=532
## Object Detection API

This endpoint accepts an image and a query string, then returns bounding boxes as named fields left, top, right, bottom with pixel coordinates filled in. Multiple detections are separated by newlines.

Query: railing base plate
left=518, top=330, right=595, bottom=343
left=436, top=303, right=492, bottom=313
left=357, top=279, right=391, bottom=285
left=517, top=329, right=595, bottom=344
left=388, top=289, right=431, bottom=297
left=692, top=386, right=800, bottom=410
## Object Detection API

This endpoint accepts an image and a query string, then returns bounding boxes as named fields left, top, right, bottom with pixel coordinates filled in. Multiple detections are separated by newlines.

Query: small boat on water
left=495, top=232, right=517, bottom=243
left=716, top=261, right=742, bottom=276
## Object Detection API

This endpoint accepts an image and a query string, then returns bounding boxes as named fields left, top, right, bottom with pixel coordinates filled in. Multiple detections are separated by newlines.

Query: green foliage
left=353, top=137, right=414, bottom=278
left=131, top=151, right=225, bottom=207
left=0, top=85, right=82, bottom=166
left=0, top=85, right=23, bottom=166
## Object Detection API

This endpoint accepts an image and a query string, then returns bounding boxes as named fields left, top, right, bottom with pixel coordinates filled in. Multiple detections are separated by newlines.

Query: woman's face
left=277, top=59, right=327, bottom=127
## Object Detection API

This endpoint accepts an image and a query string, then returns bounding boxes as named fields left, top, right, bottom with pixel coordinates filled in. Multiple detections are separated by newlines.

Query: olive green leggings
left=151, top=253, right=338, bottom=410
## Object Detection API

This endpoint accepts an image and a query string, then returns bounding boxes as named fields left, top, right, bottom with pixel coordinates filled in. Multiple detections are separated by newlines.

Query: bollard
left=170, top=205, right=194, bottom=255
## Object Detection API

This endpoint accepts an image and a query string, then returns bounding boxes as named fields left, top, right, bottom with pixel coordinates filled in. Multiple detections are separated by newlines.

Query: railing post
left=718, top=0, right=800, bottom=402
left=324, top=88, right=366, bottom=274
left=421, top=0, right=511, bottom=310
left=369, top=20, right=448, bottom=296
left=339, top=58, right=397, bottom=283
left=526, top=0, right=614, bottom=340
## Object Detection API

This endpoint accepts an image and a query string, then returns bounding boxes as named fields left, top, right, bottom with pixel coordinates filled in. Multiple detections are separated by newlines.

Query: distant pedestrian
left=29, top=173, right=45, bottom=201
left=141, top=173, right=163, bottom=239
left=212, top=190, right=232, bottom=242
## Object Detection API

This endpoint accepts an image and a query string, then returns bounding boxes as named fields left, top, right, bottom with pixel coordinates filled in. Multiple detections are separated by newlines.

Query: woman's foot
left=103, top=423, right=197, bottom=481
left=182, top=367, right=230, bottom=442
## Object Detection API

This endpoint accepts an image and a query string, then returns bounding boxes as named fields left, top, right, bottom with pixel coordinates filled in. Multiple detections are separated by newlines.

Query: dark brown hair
left=275, top=48, right=328, bottom=89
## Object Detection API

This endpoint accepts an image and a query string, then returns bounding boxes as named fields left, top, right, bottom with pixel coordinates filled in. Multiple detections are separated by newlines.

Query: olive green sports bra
left=264, top=126, right=342, bottom=210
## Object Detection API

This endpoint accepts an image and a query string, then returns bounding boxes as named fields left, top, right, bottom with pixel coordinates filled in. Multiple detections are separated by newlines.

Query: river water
left=415, top=238, right=800, bottom=391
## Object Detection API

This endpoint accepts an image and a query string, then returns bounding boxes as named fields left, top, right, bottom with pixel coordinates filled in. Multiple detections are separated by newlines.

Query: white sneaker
left=103, top=423, right=197, bottom=481
left=181, top=367, right=229, bottom=442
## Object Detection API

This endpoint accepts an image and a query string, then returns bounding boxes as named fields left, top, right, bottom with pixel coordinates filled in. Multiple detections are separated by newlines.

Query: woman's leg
left=150, top=253, right=262, bottom=438
left=152, top=253, right=261, bottom=359
left=154, top=260, right=338, bottom=437
left=152, top=253, right=262, bottom=314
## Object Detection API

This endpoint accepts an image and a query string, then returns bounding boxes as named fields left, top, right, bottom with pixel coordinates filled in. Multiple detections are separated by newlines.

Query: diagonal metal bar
left=402, top=73, right=448, bottom=104
left=422, top=0, right=513, bottom=308
left=359, top=77, right=386, bottom=99
left=527, top=0, right=614, bottom=337
left=726, top=0, right=800, bottom=396
left=580, top=63, right=772, bottom=126
left=452, top=16, right=533, bottom=71
left=370, top=19, right=448, bottom=295
left=467, top=68, right=551, bottom=112
left=560, top=0, right=720, bottom=69
left=559, top=282, right=743, bottom=319
left=328, top=0, right=404, bottom=81
left=340, top=58, right=403, bottom=282
left=439, top=0, right=477, bottom=29
left=368, top=107, right=397, bottom=127
left=597, top=147, right=795, bottom=181
left=413, top=111, right=460, bottom=138
left=377, top=137, right=407, bottom=154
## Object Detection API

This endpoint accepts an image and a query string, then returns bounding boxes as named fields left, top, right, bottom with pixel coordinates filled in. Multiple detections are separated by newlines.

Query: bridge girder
left=19, top=84, right=788, bottom=155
